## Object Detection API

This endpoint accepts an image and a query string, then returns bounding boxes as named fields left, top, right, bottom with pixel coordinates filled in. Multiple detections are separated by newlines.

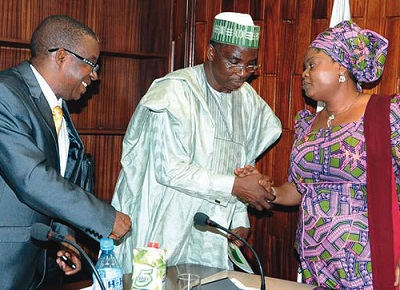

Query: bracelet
left=269, top=187, right=277, bottom=202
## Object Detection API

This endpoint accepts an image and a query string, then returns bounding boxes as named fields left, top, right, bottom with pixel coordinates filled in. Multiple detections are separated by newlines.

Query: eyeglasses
left=213, top=46, right=260, bottom=74
left=48, top=48, right=100, bottom=73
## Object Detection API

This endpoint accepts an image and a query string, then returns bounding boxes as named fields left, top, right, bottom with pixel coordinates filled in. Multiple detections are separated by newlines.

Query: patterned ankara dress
left=289, top=95, right=400, bottom=289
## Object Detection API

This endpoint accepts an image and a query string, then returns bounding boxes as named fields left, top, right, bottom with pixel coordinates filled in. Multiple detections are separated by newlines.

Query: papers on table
left=201, top=270, right=258, bottom=290
left=228, top=242, right=254, bottom=274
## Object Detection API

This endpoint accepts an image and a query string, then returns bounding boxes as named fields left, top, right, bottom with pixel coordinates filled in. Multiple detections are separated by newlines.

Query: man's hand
left=228, top=227, right=250, bottom=247
left=109, top=211, right=132, bottom=240
left=232, top=173, right=275, bottom=211
left=234, top=164, right=259, bottom=177
left=56, top=235, right=81, bottom=275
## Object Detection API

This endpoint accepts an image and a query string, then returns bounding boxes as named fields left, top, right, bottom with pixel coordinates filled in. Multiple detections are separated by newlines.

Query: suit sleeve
left=0, top=83, right=115, bottom=241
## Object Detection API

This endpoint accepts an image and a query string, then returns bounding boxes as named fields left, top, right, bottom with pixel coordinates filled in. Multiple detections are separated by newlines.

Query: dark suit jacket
left=0, top=61, right=116, bottom=289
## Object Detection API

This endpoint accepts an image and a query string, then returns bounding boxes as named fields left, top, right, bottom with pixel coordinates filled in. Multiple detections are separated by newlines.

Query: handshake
left=232, top=165, right=276, bottom=211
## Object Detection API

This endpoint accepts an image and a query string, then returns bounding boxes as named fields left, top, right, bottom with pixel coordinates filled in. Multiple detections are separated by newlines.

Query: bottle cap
left=100, top=238, right=114, bottom=251
left=147, top=241, right=159, bottom=248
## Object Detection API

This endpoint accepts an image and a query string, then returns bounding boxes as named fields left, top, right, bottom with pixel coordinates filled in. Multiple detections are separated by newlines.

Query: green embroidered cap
left=211, top=12, right=260, bottom=49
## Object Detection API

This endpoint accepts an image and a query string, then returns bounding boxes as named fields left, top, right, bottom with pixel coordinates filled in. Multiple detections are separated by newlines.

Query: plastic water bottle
left=92, top=238, right=123, bottom=290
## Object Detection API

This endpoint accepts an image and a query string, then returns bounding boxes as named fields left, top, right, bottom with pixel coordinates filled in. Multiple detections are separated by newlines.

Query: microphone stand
left=208, top=221, right=266, bottom=290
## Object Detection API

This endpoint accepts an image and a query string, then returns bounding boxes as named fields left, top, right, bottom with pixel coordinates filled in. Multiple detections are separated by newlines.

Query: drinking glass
left=177, top=273, right=201, bottom=290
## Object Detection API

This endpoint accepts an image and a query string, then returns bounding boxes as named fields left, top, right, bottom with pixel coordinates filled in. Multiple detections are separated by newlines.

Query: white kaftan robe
left=111, top=64, right=282, bottom=273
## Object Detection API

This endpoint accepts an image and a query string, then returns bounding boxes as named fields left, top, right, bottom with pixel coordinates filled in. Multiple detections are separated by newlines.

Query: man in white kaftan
left=111, top=12, right=282, bottom=273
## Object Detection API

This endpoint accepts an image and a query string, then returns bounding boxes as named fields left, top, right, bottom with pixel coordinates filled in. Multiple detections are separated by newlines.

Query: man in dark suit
left=0, top=15, right=132, bottom=289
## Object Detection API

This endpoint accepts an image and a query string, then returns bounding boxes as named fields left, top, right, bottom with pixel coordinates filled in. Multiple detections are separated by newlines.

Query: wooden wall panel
left=70, top=58, right=168, bottom=130
left=89, top=0, right=140, bottom=52
left=137, top=0, right=172, bottom=53
left=250, top=0, right=265, bottom=20
left=276, top=20, right=297, bottom=130
left=221, top=0, right=234, bottom=13
left=364, top=0, right=383, bottom=32
left=1, top=0, right=399, bottom=284
left=80, top=135, right=124, bottom=202
left=312, top=0, right=329, bottom=19
left=0, top=0, right=90, bottom=42
left=230, top=0, right=252, bottom=14
left=88, top=0, right=171, bottom=54
left=194, top=23, right=207, bottom=65
left=261, top=75, right=278, bottom=111
left=381, top=19, right=400, bottom=94
left=195, top=0, right=208, bottom=21
left=171, top=0, right=188, bottom=69
left=0, top=47, right=30, bottom=70
left=295, top=0, right=313, bottom=76
left=270, top=131, right=293, bottom=183
left=283, top=0, right=297, bottom=20
left=386, top=0, right=400, bottom=16
left=263, top=0, right=280, bottom=74
left=72, top=57, right=138, bottom=130
left=207, top=0, right=223, bottom=30
left=351, top=0, right=366, bottom=19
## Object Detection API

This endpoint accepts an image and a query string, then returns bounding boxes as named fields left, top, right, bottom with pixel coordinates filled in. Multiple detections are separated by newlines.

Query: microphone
left=193, top=212, right=266, bottom=290
left=31, top=223, right=106, bottom=290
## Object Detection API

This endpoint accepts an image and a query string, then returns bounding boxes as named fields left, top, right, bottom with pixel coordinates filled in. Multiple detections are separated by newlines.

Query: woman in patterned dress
left=237, top=20, right=400, bottom=289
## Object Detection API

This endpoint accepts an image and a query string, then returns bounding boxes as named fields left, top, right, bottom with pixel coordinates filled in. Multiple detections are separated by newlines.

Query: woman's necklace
left=324, top=93, right=361, bottom=128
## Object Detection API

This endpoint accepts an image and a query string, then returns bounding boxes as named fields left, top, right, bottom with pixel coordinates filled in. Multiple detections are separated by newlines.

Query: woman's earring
left=339, top=71, right=346, bottom=83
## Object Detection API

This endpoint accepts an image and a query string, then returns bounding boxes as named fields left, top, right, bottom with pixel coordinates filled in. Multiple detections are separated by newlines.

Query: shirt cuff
left=209, top=174, right=235, bottom=205
left=231, top=203, right=250, bottom=229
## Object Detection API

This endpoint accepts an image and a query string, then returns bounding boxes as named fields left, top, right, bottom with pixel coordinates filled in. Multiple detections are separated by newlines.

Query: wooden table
left=52, top=263, right=314, bottom=290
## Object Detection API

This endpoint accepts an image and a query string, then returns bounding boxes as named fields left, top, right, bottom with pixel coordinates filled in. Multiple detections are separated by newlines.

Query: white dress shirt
left=30, top=65, right=69, bottom=176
